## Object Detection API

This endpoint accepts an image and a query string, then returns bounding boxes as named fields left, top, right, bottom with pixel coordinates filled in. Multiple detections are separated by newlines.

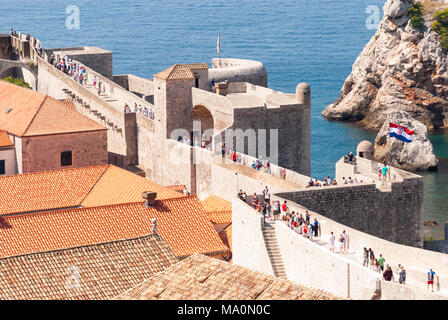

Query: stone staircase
left=262, top=224, right=287, bottom=279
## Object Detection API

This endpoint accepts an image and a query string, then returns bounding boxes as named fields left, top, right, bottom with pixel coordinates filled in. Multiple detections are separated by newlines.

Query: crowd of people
left=236, top=186, right=441, bottom=292
left=220, top=144, right=276, bottom=176
left=377, top=162, right=391, bottom=181
left=124, top=102, right=154, bottom=119
left=50, top=54, right=88, bottom=86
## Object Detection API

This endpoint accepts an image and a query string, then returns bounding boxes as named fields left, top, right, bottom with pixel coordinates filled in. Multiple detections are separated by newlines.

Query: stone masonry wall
left=21, top=131, right=108, bottom=173
left=0, top=36, right=14, bottom=59
left=276, top=178, right=424, bottom=247
left=232, top=198, right=275, bottom=275
left=223, top=103, right=310, bottom=176
left=275, top=222, right=378, bottom=299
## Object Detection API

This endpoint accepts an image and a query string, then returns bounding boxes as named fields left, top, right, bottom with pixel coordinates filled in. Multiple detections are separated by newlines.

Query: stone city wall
left=37, top=58, right=128, bottom=165
left=209, top=162, right=293, bottom=202
left=380, top=280, right=448, bottom=300
left=0, top=35, right=13, bottom=59
left=209, top=58, right=268, bottom=87
left=233, top=197, right=448, bottom=299
left=276, top=177, right=424, bottom=247
left=232, top=198, right=275, bottom=275
left=220, top=104, right=310, bottom=176
left=275, top=222, right=379, bottom=299
left=113, top=74, right=154, bottom=103
left=50, top=46, right=113, bottom=79
left=137, top=128, right=194, bottom=192
left=272, top=193, right=448, bottom=290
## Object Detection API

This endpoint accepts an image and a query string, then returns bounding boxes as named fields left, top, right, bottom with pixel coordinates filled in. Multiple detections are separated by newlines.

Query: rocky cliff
left=375, top=109, right=438, bottom=170
left=322, top=0, right=448, bottom=129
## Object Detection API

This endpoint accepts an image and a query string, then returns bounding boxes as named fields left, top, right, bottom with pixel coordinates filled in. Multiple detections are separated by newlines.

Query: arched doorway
left=192, top=105, right=214, bottom=148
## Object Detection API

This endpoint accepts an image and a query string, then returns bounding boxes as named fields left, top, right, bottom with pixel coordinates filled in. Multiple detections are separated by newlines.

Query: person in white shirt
left=329, top=232, right=336, bottom=253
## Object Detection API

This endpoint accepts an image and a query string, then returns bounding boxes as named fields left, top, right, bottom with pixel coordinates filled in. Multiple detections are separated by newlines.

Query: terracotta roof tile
left=154, top=63, right=207, bottom=81
left=23, top=96, right=106, bottom=136
left=81, top=165, right=184, bottom=207
left=202, top=195, right=232, bottom=212
left=164, top=185, right=187, bottom=193
left=0, top=165, right=108, bottom=215
left=0, top=81, right=106, bottom=137
left=0, top=196, right=230, bottom=258
left=0, top=130, right=13, bottom=147
left=207, top=210, right=232, bottom=225
left=0, top=234, right=178, bottom=300
left=0, top=81, right=45, bottom=136
left=115, top=254, right=343, bottom=300
left=183, top=63, right=208, bottom=70
left=0, top=164, right=184, bottom=216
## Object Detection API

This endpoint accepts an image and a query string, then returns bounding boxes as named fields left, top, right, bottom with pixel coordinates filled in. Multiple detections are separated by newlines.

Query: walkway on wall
left=265, top=212, right=448, bottom=297
left=215, top=159, right=304, bottom=191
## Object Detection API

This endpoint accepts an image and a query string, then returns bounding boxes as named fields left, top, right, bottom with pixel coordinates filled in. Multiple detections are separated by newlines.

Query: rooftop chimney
left=142, top=191, right=157, bottom=207
left=215, top=81, right=229, bottom=96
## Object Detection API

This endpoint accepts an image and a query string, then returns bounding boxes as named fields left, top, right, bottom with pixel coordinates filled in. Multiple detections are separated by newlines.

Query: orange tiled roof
left=115, top=254, right=343, bottom=300
left=0, top=196, right=230, bottom=258
left=0, top=81, right=106, bottom=137
left=207, top=210, right=232, bottom=225
left=202, top=195, right=232, bottom=212
left=154, top=63, right=207, bottom=81
left=0, top=234, right=178, bottom=300
left=165, top=185, right=187, bottom=193
left=0, top=130, right=13, bottom=147
left=81, top=165, right=184, bottom=207
left=0, top=164, right=184, bottom=215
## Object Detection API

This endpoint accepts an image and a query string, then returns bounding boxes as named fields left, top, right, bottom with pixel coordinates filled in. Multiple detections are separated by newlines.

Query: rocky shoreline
left=323, top=0, right=448, bottom=130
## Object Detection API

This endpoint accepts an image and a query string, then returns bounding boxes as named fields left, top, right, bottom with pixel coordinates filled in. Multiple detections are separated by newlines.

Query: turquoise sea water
left=1, top=0, right=447, bottom=236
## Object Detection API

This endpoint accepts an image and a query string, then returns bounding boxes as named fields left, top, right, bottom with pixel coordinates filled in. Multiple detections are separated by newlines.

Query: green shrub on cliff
left=408, top=1, right=424, bottom=28
left=1, top=76, right=30, bottom=88
left=433, top=8, right=448, bottom=50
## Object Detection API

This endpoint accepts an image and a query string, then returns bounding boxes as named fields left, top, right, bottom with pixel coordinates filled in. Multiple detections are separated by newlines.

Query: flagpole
left=217, top=32, right=221, bottom=56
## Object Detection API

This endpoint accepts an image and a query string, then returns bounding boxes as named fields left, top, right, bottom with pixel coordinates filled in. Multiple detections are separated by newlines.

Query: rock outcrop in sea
left=322, top=0, right=448, bottom=129
left=374, top=109, right=438, bottom=170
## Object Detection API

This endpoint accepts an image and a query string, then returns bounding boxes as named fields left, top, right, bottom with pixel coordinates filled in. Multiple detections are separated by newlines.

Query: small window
left=61, top=151, right=72, bottom=166
left=0, top=160, right=5, bottom=175
left=195, top=78, right=199, bottom=88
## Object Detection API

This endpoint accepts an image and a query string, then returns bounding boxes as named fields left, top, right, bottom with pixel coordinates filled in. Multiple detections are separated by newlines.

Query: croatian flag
left=389, top=123, right=414, bottom=143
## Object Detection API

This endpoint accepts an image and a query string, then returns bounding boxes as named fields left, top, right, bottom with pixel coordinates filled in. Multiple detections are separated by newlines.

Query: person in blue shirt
left=427, top=268, right=436, bottom=292
left=313, top=218, right=319, bottom=237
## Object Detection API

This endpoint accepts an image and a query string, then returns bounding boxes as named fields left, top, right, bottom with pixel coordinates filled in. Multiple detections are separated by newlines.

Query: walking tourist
left=281, top=201, right=288, bottom=218
left=369, top=248, right=375, bottom=267
left=305, top=211, right=310, bottom=224
left=313, top=218, right=319, bottom=237
left=399, top=265, right=406, bottom=285
left=383, top=266, right=394, bottom=281
left=378, top=254, right=385, bottom=272
left=338, top=234, right=344, bottom=253
left=382, top=162, right=388, bottom=181
left=273, top=200, right=280, bottom=220
left=427, top=268, right=436, bottom=292
left=329, top=232, right=335, bottom=253
left=363, top=248, right=369, bottom=267
left=342, top=230, right=348, bottom=252
left=266, top=201, right=271, bottom=220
